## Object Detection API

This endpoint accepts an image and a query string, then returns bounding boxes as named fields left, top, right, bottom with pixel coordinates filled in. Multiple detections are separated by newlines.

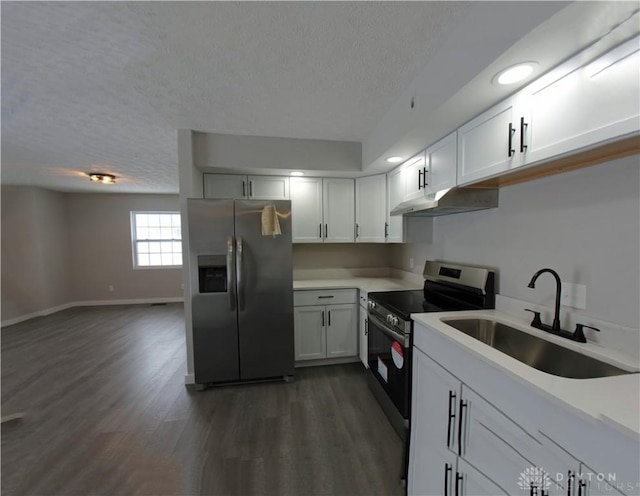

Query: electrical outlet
left=409, top=257, right=415, bottom=269
left=561, top=282, right=586, bottom=309
left=108, top=285, right=114, bottom=292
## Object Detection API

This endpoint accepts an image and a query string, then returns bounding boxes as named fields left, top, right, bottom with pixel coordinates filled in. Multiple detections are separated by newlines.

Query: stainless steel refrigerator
left=187, top=199, right=294, bottom=386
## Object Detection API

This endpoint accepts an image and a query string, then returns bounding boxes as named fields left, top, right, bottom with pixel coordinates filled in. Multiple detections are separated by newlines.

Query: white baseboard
left=73, top=297, right=184, bottom=307
left=1, top=297, right=184, bottom=328
left=0, top=302, right=75, bottom=328
left=294, top=356, right=361, bottom=368
left=184, top=373, right=195, bottom=385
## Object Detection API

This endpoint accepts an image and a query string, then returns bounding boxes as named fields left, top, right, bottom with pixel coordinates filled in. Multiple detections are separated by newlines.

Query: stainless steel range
left=367, top=261, right=496, bottom=480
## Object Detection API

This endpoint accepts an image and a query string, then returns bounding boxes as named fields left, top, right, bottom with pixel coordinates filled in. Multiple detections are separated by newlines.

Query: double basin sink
left=441, top=318, right=636, bottom=379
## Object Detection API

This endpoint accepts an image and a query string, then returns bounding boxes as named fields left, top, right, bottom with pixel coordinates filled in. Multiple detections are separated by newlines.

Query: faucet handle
left=574, top=323, right=600, bottom=343
left=524, top=308, right=542, bottom=326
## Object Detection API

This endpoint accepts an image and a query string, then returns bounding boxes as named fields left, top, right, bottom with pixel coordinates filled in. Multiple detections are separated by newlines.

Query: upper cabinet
left=457, top=34, right=640, bottom=186
left=424, top=131, right=457, bottom=194
left=203, top=174, right=290, bottom=200
left=457, top=95, right=527, bottom=186
left=402, top=151, right=427, bottom=203
left=290, top=177, right=355, bottom=243
left=522, top=36, right=640, bottom=166
left=386, top=167, right=405, bottom=243
left=355, top=174, right=387, bottom=243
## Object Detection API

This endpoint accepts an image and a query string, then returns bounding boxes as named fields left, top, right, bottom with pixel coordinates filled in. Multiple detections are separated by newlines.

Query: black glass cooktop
left=369, top=284, right=488, bottom=321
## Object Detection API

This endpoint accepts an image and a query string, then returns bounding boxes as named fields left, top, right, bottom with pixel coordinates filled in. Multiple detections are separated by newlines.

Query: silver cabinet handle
left=328, top=310, right=331, bottom=326
left=317, top=296, right=334, bottom=299
left=319, top=223, right=323, bottom=239
left=242, top=181, right=246, bottom=197
left=322, top=310, right=325, bottom=327
left=249, top=180, right=253, bottom=197
left=227, top=236, right=236, bottom=311
left=324, top=224, right=328, bottom=238
left=236, top=237, right=244, bottom=311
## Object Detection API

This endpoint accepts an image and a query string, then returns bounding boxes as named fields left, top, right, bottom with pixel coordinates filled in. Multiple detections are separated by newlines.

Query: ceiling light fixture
left=493, top=62, right=538, bottom=85
left=290, top=171, right=305, bottom=176
left=386, top=156, right=403, bottom=164
left=88, top=173, right=116, bottom=184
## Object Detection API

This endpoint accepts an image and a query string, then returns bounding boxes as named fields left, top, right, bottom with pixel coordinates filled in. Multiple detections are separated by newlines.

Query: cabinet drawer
left=294, top=289, right=357, bottom=306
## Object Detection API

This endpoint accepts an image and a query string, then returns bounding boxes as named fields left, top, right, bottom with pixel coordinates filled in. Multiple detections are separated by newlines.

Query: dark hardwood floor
left=1, top=304, right=404, bottom=496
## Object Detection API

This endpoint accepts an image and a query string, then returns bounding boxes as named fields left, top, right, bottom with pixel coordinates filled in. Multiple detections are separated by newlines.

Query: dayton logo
left=518, top=467, right=552, bottom=491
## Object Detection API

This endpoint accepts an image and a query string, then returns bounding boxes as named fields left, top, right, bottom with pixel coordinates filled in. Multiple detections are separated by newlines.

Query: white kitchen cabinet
left=355, top=174, right=386, bottom=243
left=293, top=306, right=326, bottom=361
left=203, top=174, right=290, bottom=200
left=410, top=349, right=540, bottom=496
left=402, top=151, right=427, bottom=202
left=293, top=290, right=358, bottom=363
left=325, top=304, right=358, bottom=358
left=358, top=296, right=368, bottom=368
left=323, top=178, right=355, bottom=243
left=409, top=349, right=462, bottom=496
left=424, top=131, right=457, bottom=194
left=457, top=95, right=526, bottom=186
left=203, top=174, right=246, bottom=199
left=290, top=177, right=355, bottom=243
left=385, top=167, right=405, bottom=243
left=522, top=36, right=640, bottom=167
left=247, top=175, right=290, bottom=200
left=290, top=177, right=324, bottom=243
left=411, top=320, right=638, bottom=496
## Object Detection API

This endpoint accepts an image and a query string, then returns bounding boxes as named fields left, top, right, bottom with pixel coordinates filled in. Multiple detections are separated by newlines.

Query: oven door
left=367, top=312, right=411, bottom=419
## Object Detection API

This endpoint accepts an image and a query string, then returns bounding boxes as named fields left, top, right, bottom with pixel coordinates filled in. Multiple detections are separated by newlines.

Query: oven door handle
left=368, top=313, right=409, bottom=348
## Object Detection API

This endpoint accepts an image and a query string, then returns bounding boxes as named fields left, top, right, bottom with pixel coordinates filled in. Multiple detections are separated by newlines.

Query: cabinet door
left=457, top=458, right=509, bottom=496
left=322, top=178, right=355, bottom=243
left=355, top=174, right=386, bottom=243
left=409, top=350, right=462, bottom=496
left=290, top=177, right=323, bottom=243
left=203, top=174, right=248, bottom=199
left=461, top=385, right=541, bottom=495
left=524, top=36, right=640, bottom=166
left=247, top=175, right=290, bottom=200
left=425, top=131, right=457, bottom=194
left=386, top=167, right=405, bottom=243
left=457, top=96, right=522, bottom=186
left=325, top=304, right=358, bottom=358
left=294, top=306, right=326, bottom=361
left=402, top=151, right=427, bottom=202
left=359, top=305, right=368, bottom=368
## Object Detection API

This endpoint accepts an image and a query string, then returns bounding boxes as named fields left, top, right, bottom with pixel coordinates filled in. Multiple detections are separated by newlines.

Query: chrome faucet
left=525, top=268, right=599, bottom=343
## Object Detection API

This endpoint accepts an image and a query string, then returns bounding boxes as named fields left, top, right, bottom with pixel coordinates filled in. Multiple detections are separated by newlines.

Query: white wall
left=1, top=187, right=184, bottom=326
left=67, top=193, right=183, bottom=302
left=1, top=186, right=72, bottom=322
left=391, top=155, right=640, bottom=329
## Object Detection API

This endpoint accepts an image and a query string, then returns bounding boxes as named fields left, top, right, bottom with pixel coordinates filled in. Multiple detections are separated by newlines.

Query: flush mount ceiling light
left=290, top=171, right=305, bottom=176
left=493, top=62, right=538, bottom=85
left=88, top=173, right=116, bottom=184
left=386, top=156, right=403, bottom=164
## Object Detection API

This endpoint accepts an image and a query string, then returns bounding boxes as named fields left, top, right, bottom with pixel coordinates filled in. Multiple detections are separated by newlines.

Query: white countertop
left=293, top=277, right=422, bottom=293
left=411, top=310, right=640, bottom=437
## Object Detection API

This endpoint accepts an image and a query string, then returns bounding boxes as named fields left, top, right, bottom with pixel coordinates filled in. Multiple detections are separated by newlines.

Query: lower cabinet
left=410, top=349, right=550, bottom=496
left=410, top=327, right=632, bottom=496
left=359, top=305, right=368, bottom=368
left=293, top=289, right=358, bottom=362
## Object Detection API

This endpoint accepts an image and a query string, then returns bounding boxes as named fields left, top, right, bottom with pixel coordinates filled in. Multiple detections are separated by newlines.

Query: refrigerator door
left=187, top=199, right=240, bottom=384
left=234, top=200, right=294, bottom=380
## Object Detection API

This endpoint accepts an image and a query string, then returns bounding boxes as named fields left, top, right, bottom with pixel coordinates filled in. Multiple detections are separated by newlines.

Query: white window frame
left=130, top=211, right=182, bottom=269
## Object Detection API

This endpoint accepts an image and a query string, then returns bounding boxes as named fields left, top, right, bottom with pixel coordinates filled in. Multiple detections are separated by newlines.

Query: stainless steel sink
left=441, top=318, right=635, bottom=379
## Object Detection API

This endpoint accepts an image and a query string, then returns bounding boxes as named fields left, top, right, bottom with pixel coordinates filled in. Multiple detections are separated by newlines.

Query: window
left=131, top=212, right=182, bottom=268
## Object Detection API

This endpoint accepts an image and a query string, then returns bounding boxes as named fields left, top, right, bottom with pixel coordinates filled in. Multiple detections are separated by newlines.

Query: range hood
left=390, top=187, right=499, bottom=217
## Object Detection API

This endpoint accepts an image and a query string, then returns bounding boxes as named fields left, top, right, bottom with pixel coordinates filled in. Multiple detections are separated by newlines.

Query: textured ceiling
left=1, top=1, right=476, bottom=193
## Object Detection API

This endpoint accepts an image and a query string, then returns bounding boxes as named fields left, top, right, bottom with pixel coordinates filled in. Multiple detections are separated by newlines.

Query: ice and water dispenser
left=197, top=255, right=227, bottom=293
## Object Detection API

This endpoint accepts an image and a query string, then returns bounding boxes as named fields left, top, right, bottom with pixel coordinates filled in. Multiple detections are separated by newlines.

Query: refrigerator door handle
left=236, top=236, right=244, bottom=311
left=227, top=236, right=236, bottom=311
